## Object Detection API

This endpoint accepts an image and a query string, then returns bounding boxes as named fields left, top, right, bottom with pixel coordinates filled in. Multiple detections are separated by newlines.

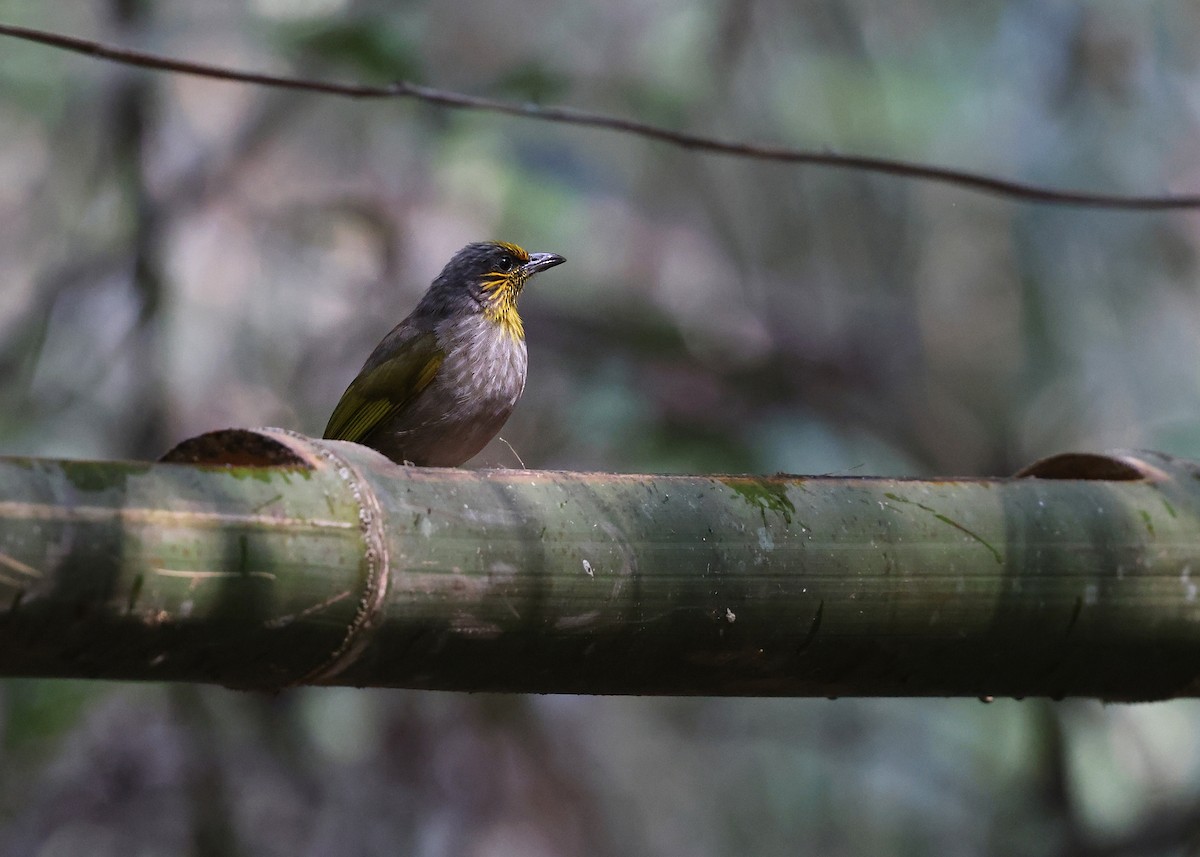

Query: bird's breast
left=436, top=317, right=529, bottom=412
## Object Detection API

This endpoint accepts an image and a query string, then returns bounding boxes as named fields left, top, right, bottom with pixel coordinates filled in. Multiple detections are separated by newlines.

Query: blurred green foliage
left=273, top=16, right=423, bottom=82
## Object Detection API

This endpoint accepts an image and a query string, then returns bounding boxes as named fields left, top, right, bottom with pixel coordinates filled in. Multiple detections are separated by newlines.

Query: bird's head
left=422, top=241, right=566, bottom=340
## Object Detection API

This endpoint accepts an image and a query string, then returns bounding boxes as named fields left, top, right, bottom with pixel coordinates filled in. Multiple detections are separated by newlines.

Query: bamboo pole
left=0, top=428, right=1197, bottom=700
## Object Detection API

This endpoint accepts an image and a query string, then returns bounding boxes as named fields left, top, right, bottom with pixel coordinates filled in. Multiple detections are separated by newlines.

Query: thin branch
left=2, top=21, right=1198, bottom=210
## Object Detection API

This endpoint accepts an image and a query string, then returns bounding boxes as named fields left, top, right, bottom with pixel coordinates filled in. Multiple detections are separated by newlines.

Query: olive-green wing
left=323, top=330, right=445, bottom=444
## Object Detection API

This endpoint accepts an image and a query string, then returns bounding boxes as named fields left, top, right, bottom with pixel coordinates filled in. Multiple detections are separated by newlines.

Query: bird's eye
left=496, top=255, right=515, bottom=273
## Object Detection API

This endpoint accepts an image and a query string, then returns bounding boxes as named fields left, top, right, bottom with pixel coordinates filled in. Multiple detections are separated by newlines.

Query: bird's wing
left=323, top=330, right=445, bottom=444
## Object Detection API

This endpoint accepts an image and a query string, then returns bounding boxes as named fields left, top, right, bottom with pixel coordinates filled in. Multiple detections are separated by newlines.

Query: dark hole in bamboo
left=160, top=429, right=311, bottom=469
left=1016, top=453, right=1149, bottom=481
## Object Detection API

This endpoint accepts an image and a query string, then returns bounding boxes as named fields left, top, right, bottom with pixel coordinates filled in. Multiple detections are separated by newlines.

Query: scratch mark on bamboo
left=555, top=610, right=601, bottom=630
left=1065, top=595, right=1083, bottom=638
left=501, top=595, right=521, bottom=620
left=152, top=568, right=277, bottom=580
left=0, top=551, right=42, bottom=579
left=250, top=493, right=284, bottom=513
left=883, top=493, right=1003, bottom=564
left=795, top=600, right=824, bottom=655
left=266, top=590, right=352, bottom=628
left=0, top=569, right=28, bottom=588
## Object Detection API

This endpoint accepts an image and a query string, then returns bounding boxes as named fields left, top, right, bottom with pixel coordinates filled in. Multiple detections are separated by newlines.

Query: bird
left=323, top=241, right=566, bottom=466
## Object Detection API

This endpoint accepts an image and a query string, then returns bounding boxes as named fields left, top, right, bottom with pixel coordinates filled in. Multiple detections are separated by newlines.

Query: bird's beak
left=522, top=252, right=566, bottom=276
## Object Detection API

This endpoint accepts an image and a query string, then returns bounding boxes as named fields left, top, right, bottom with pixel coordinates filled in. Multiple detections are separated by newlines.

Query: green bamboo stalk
left=0, top=428, right=1197, bottom=699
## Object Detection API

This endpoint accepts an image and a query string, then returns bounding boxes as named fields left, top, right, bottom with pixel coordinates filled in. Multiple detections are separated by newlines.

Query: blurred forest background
left=3, top=1, right=1200, bottom=855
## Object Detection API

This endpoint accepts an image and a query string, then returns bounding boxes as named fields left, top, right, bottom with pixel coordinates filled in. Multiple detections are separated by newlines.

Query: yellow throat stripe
left=481, top=275, right=525, bottom=341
